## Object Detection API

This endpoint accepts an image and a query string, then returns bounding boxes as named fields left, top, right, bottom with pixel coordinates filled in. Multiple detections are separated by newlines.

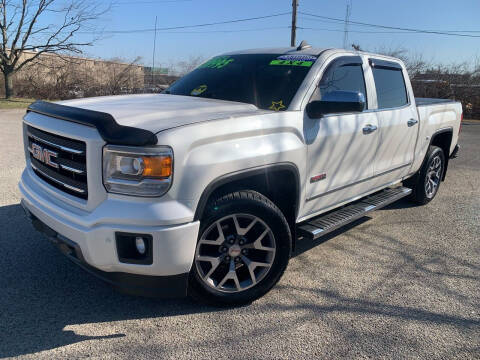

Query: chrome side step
left=297, top=186, right=412, bottom=240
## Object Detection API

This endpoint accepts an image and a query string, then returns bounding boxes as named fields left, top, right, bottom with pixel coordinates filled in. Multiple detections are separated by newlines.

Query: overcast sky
left=70, top=0, right=480, bottom=67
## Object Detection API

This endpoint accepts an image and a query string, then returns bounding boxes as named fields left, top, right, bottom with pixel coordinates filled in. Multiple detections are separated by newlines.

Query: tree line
left=1, top=1, right=478, bottom=118
left=378, top=47, right=480, bottom=119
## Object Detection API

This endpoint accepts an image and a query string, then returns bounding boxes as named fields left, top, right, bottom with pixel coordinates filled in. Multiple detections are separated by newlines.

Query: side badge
left=310, top=173, right=326, bottom=183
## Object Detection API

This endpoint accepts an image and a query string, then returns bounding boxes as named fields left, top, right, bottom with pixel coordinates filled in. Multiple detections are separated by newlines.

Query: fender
left=412, top=127, right=453, bottom=181
left=194, top=162, right=301, bottom=221
left=430, top=127, right=454, bottom=143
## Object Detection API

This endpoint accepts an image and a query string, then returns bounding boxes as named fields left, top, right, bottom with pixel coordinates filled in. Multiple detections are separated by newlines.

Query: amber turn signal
left=142, top=156, right=172, bottom=178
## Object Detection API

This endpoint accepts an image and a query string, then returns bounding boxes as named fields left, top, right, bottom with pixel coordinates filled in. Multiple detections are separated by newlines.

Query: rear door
left=369, top=59, right=419, bottom=180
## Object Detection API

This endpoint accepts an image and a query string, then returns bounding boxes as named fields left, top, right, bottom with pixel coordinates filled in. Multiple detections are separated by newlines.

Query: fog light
left=116, top=232, right=152, bottom=264
left=135, top=236, right=146, bottom=254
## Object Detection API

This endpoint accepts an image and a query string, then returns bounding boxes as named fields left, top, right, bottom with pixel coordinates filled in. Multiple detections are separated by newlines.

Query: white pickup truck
left=19, top=43, right=462, bottom=306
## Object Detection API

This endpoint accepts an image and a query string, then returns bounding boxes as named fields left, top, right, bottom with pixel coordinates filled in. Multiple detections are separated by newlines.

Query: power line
left=299, top=17, right=480, bottom=34
left=300, top=11, right=480, bottom=38
left=146, top=26, right=290, bottom=34
left=39, top=26, right=291, bottom=37
left=104, top=25, right=427, bottom=36
left=79, top=12, right=291, bottom=34
left=298, top=26, right=413, bottom=34
left=100, top=26, right=290, bottom=35
left=299, top=11, right=480, bottom=38
left=300, top=15, right=480, bottom=33
left=112, top=0, right=192, bottom=5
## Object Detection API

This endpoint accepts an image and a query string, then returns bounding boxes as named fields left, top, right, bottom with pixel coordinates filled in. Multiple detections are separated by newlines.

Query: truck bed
left=415, top=97, right=456, bottom=107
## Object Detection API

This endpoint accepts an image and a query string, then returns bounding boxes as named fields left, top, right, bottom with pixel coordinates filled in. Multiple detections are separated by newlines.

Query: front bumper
left=22, top=205, right=189, bottom=297
left=19, top=169, right=200, bottom=297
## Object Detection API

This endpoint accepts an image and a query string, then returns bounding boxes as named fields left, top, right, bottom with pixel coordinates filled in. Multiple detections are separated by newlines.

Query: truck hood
left=58, top=94, right=262, bottom=134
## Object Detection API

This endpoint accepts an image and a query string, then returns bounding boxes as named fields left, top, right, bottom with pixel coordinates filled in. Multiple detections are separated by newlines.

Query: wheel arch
left=194, top=163, right=301, bottom=227
left=430, top=127, right=453, bottom=180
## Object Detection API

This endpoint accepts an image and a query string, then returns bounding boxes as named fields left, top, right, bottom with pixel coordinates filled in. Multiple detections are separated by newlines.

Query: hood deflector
left=27, top=100, right=158, bottom=146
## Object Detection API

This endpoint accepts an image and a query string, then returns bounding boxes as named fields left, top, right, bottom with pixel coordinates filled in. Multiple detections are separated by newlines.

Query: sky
left=61, top=0, right=480, bottom=68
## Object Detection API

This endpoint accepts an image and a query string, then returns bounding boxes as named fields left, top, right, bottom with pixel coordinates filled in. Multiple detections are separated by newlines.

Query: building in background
left=1, top=50, right=144, bottom=99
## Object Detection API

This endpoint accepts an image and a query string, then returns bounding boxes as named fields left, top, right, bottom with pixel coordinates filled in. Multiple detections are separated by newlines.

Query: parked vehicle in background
left=19, top=43, right=462, bottom=306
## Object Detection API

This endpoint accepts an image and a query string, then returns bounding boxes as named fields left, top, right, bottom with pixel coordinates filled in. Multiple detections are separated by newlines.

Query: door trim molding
left=306, top=163, right=411, bottom=202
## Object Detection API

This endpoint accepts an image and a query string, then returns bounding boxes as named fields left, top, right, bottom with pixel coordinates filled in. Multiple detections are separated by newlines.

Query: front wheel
left=188, top=191, right=291, bottom=306
left=406, top=145, right=445, bottom=205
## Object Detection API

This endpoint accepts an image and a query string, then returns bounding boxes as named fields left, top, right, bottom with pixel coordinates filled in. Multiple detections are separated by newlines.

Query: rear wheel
left=406, top=146, right=445, bottom=205
left=188, top=190, right=291, bottom=306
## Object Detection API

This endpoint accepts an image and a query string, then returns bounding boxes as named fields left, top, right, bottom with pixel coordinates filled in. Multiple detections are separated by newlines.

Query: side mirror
left=306, top=90, right=366, bottom=118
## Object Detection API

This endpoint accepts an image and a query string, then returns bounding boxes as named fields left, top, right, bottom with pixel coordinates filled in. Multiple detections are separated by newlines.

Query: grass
left=0, top=97, right=36, bottom=109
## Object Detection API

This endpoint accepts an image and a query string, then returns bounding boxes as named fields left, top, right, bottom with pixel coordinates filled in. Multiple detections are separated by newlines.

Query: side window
left=311, top=58, right=367, bottom=108
left=372, top=65, right=408, bottom=109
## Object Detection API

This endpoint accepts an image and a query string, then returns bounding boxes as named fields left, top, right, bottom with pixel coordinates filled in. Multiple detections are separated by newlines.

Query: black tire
left=405, top=146, right=445, bottom=205
left=188, top=190, right=291, bottom=306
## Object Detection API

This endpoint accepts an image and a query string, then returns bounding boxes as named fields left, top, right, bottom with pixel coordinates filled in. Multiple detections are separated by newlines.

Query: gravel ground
left=0, top=109, right=478, bottom=359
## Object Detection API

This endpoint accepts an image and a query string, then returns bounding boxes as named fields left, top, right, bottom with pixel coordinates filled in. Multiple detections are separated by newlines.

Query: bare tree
left=102, top=56, right=142, bottom=95
left=374, top=45, right=480, bottom=118
left=374, top=46, right=428, bottom=77
left=0, top=0, right=106, bottom=98
left=167, top=55, right=205, bottom=76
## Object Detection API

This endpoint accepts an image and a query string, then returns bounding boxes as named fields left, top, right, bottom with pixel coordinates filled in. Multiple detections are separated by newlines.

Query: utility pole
left=152, top=15, right=157, bottom=87
left=291, top=0, right=298, bottom=47
left=343, top=0, right=352, bottom=49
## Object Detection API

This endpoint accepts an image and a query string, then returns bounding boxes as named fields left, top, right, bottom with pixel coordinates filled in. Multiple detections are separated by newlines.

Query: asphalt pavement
left=0, top=109, right=478, bottom=359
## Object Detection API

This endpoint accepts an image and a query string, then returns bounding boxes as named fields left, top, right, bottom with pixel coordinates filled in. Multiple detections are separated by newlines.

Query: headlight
left=103, top=145, right=173, bottom=197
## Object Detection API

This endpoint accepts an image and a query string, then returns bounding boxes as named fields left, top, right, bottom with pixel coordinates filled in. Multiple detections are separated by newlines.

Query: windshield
left=164, top=54, right=317, bottom=111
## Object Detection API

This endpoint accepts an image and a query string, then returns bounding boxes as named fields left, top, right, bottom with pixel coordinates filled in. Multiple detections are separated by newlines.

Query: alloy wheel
left=195, top=214, right=276, bottom=293
left=425, top=155, right=442, bottom=198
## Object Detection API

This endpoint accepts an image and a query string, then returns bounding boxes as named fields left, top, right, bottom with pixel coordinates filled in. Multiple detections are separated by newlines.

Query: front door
left=305, top=56, right=379, bottom=215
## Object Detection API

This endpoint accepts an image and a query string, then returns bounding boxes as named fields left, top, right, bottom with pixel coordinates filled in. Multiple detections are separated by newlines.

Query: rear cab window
left=370, top=59, right=408, bottom=109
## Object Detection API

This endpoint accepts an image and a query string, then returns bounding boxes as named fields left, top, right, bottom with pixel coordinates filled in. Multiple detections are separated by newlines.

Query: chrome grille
left=27, top=125, right=88, bottom=199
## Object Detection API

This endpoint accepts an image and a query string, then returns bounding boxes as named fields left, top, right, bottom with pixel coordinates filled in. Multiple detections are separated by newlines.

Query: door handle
left=362, top=124, right=378, bottom=134
left=407, top=119, right=419, bottom=127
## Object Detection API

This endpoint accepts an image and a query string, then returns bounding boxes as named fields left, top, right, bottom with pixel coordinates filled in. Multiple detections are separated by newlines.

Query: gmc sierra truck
left=19, top=43, right=462, bottom=306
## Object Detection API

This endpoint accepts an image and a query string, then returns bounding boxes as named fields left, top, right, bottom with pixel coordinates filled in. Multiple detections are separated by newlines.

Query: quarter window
left=372, top=66, right=408, bottom=109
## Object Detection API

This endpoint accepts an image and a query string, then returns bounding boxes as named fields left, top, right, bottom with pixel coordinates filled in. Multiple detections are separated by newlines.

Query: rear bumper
left=22, top=202, right=189, bottom=297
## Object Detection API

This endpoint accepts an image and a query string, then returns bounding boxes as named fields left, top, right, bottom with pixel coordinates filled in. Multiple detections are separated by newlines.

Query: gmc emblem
left=29, top=143, right=59, bottom=169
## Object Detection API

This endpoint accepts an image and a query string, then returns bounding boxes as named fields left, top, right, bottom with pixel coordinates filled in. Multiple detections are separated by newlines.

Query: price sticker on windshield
left=191, top=84, right=208, bottom=96
left=269, top=54, right=317, bottom=67
left=198, top=56, right=235, bottom=69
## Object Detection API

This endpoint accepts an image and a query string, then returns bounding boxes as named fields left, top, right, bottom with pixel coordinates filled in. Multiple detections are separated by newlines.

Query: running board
left=297, top=186, right=412, bottom=240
